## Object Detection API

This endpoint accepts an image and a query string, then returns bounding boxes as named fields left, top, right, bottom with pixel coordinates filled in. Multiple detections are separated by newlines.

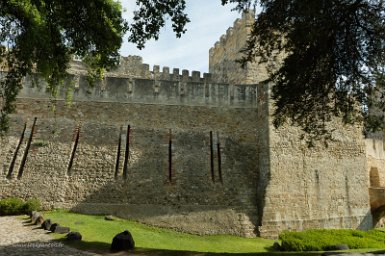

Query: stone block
left=111, top=230, right=135, bottom=252
left=66, top=232, right=82, bottom=241
left=52, top=225, right=70, bottom=234
left=41, top=219, right=51, bottom=230
left=31, top=212, right=43, bottom=224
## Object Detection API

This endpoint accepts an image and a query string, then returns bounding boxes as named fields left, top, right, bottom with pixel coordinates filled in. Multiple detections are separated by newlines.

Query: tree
left=0, top=0, right=191, bottom=136
left=127, top=0, right=190, bottom=50
left=226, top=0, right=385, bottom=141
left=0, top=0, right=127, bottom=134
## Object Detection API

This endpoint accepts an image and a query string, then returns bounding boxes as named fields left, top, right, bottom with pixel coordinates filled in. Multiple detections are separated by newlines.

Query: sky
left=119, top=0, right=242, bottom=73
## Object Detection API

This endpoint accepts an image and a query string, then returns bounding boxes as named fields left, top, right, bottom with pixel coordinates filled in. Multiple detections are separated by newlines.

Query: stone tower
left=209, top=10, right=373, bottom=238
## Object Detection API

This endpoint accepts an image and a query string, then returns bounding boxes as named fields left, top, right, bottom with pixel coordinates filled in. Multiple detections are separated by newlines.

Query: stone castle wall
left=20, top=72, right=258, bottom=108
left=208, top=10, right=281, bottom=85
left=0, top=10, right=376, bottom=239
left=209, top=11, right=255, bottom=84
left=209, top=12, right=373, bottom=238
left=253, top=84, right=372, bottom=238
left=0, top=72, right=260, bottom=237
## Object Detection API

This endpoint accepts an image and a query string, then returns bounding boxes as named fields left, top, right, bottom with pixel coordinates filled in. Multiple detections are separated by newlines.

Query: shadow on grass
left=53, top=237, right=325, bottom=256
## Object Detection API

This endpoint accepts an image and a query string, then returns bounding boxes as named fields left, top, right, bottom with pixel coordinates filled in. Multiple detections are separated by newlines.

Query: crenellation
left=192, top=71, right=201, bottom=82
left=162, top=66, right=170, bottom=74
left=182, top=69, right=190, bottom=82
left=139, top=63, right=151, bottom=78
left=226, top=27, right=234, bottom=37
left=203, top=73, right=211, bottom=82
left=172, top=68, right=180, bottom=79
left=220, top=34, right=227, bottom=44
left=233, top=18, right=242, bottom=30
left=162, top=67, right=171, bottom=80
left=12, top=70, right=259, bottom=108
left=209, top=10, right=279, bottom=85
left=242, top=9, right=255, bottom=24
left=153, top=65, right=160, bottom=74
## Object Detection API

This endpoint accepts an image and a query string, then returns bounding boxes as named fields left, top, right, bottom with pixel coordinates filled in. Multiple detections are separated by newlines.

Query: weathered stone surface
left=29, top=211, right=36, bottom=218
left=31, top=212, right=43, bottom=224
left=66, top=232, right=82, bottom=241
left=334, top=244, right=349, bottom=250
left=35, top=215, right=45, bottom=226
left=41, top=219, right=51, bottom=230
left=52, top=225, right=70, bottom=234
left=104, top=215, right=115, bottom=221
left=111, top=230, right=135, bottom=252
left=49, top=223, right=59, bottom=232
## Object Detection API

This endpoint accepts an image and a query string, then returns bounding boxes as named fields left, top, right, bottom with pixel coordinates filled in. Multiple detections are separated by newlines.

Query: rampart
left=20, top=68, right=258, bottom=108
left=0, top=67, right=260, bottom=237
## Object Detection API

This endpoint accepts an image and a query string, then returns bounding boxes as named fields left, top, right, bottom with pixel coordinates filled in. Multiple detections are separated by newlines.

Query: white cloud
left=119, top=0, right=241, bottom=73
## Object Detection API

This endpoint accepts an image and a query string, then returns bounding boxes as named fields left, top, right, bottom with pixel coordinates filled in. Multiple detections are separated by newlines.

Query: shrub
left=22, top=198, right=41, bottom=214
left=0, top=197, right=41, bottom=216
left=279, top=229, right=385, bottom=251
left=0, top=197, right=25, bottom=215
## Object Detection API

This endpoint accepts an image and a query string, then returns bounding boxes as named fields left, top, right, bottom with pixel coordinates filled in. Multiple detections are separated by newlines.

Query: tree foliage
left=128, top=0, right=190, bottom=49
left=0, top=0, right=193, bottom=136
left=1, top=0, right=384, bottom=141
left=235, top=0, right=385, bottom=141
left=0, top=0, right=126, bottom=135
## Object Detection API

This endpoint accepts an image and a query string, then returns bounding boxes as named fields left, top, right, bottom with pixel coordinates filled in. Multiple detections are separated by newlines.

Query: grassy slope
left=43, top=210, right=385, bottom=255
left=44, top=210, right=274, bottom=254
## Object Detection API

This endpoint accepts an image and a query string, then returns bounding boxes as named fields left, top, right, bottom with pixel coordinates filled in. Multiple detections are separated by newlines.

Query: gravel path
left=0, top=216, right=97, bottom=256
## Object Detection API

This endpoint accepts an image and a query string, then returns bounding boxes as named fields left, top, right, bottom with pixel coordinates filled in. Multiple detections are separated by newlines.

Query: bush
left=0, top=197, right=25, bottom=215
left=279, top=229, right=385, bottom=251
left=0, top=197, right=41, bottom=216
left=22, top=198, right=41, bottom=214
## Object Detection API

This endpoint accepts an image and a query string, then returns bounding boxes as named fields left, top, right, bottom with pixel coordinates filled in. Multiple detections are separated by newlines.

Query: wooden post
left=7, top=122, right=26, bottom=179
left=123, top=125, right=130, bottom=179
left=18, top=117, right=37, bottom=179
left=168, top=129, right=172, bottom=182
left=210, top=131, right=215, bottom=182
left=217, top=132, right=222, bottom=183
left=115, top=126, right=122, bottom=178
left=68, top=124, right=81, bottom=174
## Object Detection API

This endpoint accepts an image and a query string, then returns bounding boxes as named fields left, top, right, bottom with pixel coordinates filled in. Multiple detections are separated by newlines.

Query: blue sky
left=119, top=0, right=242, bottom=73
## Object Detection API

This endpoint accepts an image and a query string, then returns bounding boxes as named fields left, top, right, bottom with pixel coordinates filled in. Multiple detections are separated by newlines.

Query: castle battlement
left=209, top=10, right=254, bottom=58
left=69, top=56, right=219, bottom=84
left=17, top=71, right=258, bottom=108
left=208, top=10, right=257, bottom=84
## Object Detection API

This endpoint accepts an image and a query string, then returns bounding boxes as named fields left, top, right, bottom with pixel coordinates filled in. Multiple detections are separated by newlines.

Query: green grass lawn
left=42, top=210, right=385, bottom=255
left=44, top=210, right=275, bottom=255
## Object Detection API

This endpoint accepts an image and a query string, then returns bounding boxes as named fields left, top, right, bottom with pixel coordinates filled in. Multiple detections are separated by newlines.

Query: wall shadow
left=255, top=83, right=272, bottom=236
